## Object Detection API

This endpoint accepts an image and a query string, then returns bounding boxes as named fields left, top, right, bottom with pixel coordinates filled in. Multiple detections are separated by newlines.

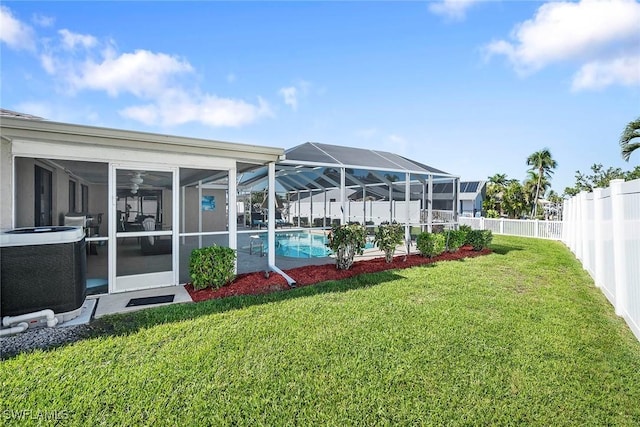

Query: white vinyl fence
left=563, top=179, right=640, bottom=342
left=289, top=200, right=424, bottom=225
left=458, top=217, right=563, bottom=240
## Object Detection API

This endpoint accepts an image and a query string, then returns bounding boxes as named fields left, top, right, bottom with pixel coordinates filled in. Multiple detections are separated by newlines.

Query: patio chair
left=140, top=217, right=172, bottom=255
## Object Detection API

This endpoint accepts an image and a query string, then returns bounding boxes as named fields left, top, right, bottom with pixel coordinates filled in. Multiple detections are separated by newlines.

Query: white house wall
left=0, top=138, right=12, bottom=229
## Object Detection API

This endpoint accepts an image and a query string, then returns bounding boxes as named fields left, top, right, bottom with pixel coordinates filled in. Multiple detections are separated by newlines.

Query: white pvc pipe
left=2, top=309, right=58, bottom=328
left=269, top=263, right=297, bottom=288
left=0, top=322, right=29, bottom=336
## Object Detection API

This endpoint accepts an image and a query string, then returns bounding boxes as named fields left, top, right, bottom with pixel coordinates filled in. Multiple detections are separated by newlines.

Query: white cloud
left=572, top=56, right=640, bottom=91
left=68, top=49, right=193, bottom=98
left=32, top=13, right=54, bottom=28
left=428, top=0, right=482, bottom=21
left=120, top=90, right=273, bottom=128
left=2, top=4, right=273, bottom=128
left=59, top=29, right=97, bottom=50
left=279, top=80, right=312, bottom=111
left=279, top=86, right=298, bottom=110
left=485, top=0, right=640, bottom=90
left=0, top=6, right=36, bottom=51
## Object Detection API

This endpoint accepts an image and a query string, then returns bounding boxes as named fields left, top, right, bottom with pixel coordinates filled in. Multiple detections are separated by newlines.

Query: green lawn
left=2, top=236, right=640, bottom=426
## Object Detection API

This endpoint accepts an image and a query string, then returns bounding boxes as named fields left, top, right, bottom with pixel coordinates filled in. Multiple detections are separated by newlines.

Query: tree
left=563, top=163, right=640, bottom=196
left=485, top=173, right=509, bottom=216
left=501, top=180, right=528, bottom=219
left=620, top=117, right=640, bottom=162
left=526, top=149, right=557, bottom=217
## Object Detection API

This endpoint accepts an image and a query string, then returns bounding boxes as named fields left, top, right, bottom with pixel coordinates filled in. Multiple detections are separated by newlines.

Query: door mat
left=126, top=295, right=175, bottom=307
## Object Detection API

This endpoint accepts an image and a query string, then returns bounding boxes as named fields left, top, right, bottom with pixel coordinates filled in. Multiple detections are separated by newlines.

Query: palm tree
left=620, top=117, right=640, bottom=162
left=526, top=149, right=557, bottom=218
left=486, top=173, right=509, bottom=216
left=488, top=173, right=508, bottom=187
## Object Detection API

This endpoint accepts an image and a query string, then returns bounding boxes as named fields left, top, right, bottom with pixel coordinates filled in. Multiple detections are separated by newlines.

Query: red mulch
left=185, top=246, right=491, bottom=302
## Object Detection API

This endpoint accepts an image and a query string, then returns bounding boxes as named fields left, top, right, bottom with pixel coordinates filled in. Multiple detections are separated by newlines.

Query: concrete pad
left=93, top=285, right=193, bottom=318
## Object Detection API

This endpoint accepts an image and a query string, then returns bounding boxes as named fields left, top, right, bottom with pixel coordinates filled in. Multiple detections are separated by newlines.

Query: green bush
left=327, top=224, right=367, bottom=270
left=466, top=229, right=493, bottom=251
left=374, top=223, right=405, bottom=263
left=443, top=229, right=466, bottom=252
left=459, top=224, right=471, bottom=237
left=482, top=230, right=493, bottom=248
left=416, top=232, right=446, bottom=258
left=189, top=245, right=237, bottom=290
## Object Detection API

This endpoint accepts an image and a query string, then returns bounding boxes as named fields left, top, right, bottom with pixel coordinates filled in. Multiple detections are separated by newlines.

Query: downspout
left=267, top=162, right=296, bottom=287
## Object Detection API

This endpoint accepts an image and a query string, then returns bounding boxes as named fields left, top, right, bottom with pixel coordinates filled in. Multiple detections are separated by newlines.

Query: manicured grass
left=2, top=236, right=640, bottom=425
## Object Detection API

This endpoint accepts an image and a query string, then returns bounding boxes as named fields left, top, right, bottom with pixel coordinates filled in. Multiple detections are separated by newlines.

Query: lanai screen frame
left=238, top=142, right=461, bottom=273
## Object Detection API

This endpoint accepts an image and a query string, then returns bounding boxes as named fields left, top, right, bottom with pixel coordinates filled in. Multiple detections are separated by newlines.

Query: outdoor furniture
left=140, top=217, right=172, bottom=255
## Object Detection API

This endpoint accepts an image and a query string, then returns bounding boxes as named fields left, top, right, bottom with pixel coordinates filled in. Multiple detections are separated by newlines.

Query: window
left=81, top=184, right=89, bottom=213
left=69, top=180, right=77, bottom=212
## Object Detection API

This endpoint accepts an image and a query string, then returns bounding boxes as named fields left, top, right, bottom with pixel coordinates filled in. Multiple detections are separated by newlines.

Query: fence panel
left=459, top=217, right=563, bottom=240
left=563, top=179, right=640, bottom=343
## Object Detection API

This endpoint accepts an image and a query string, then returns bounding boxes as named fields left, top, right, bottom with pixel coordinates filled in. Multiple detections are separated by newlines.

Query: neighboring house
left=459, top=181, right=487, bottom=217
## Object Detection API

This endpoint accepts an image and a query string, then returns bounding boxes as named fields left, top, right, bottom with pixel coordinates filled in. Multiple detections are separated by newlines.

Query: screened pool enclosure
left=2, top=113, right=459, bottom=294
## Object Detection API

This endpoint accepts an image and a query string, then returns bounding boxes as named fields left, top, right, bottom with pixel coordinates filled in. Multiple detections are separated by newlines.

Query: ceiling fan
left=129, top=172, right=146, bottom=194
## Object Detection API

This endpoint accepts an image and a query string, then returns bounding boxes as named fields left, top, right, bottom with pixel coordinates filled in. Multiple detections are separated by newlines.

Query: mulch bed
left=185, top=246, right=491, bottom=302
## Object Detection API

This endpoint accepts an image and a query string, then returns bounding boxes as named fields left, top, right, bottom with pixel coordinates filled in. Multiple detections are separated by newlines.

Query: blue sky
left=2, top=1, right=639, bottom=194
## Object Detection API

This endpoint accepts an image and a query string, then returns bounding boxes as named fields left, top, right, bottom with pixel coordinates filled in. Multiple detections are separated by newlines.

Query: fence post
left=534, top=219, right=539, bottom=238
left=480, top=216, right=485, bottom=230
left=593, top=188, right=604, bottom=289
left=610, top=179, right=627, bottom=317
left=499, top=218, right=504, bottom=234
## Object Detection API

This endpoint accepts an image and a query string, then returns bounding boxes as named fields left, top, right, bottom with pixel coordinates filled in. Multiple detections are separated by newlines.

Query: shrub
left=466, top=229, right=493, bottom=251
left=374, top=223, right=405, bottom=263
left=189, top=245, right=237, bottom=290
left=416, top=232, right=446, bottom=258
left=482, top=229, right=493, bottom=248
left=327, top=224, right=367, bottom=270
left=443, top=229, right=465, bottom=252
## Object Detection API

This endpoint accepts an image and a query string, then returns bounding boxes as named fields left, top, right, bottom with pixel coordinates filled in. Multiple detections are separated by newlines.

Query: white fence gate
left=563, top=179, right=640, bottom=342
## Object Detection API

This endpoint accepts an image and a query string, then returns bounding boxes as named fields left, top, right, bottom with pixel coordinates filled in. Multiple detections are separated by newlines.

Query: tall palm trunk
left=533, top=167, right=542, bottom=217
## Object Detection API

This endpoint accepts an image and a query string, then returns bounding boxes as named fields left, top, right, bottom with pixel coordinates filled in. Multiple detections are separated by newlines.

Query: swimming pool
left=263, top=232, right=374, bottom=258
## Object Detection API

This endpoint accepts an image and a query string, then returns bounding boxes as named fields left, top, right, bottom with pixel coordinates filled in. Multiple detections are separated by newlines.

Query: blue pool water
left=263, top=232, right=374, bottom=258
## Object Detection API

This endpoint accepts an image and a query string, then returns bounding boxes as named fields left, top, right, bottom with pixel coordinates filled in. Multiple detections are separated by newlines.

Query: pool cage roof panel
left=238, top=142, right=457, bottom=193
left=283, top=142, right=452, bottom=175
